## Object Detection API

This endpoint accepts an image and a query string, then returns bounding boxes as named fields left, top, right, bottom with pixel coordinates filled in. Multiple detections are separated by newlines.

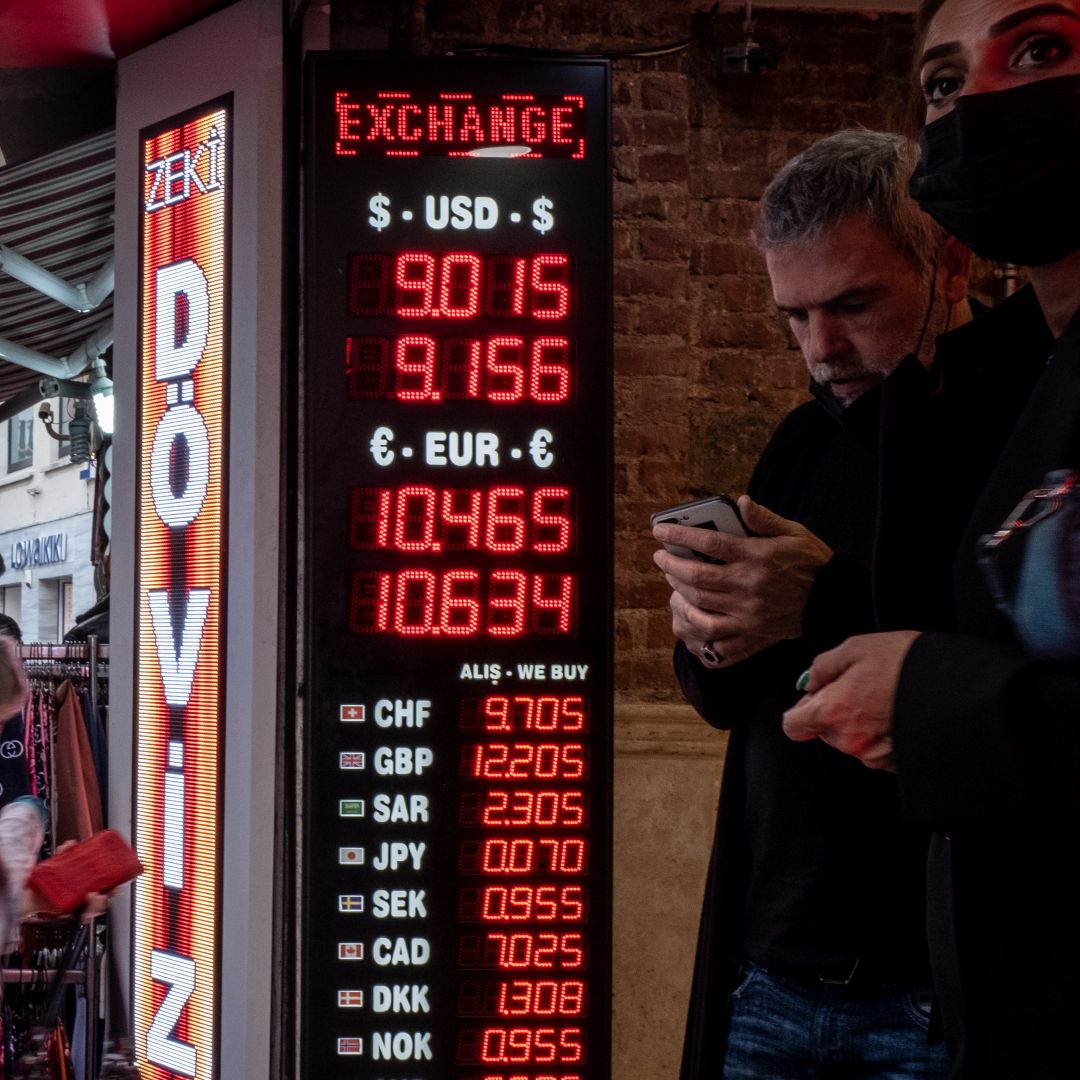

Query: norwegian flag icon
left=340, top=704, right=365, bottom=722
left=338, top=942, right=363, bottom=960
left=337, top=1037, right=363, bottom=1055
left=338, top=989, right=364, bottom=1008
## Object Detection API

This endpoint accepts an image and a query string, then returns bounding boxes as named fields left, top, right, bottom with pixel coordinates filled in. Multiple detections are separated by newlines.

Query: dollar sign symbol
left=531, top=196, right=554, bottom=235
left=368, top=193, right=391, bottom=232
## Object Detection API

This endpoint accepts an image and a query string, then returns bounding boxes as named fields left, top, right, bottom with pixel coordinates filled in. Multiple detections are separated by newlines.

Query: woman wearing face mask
left=780, top=2, right=1080, bottom=1077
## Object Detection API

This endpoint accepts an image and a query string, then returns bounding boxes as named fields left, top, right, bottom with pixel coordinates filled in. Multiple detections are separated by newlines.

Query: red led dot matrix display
left=348, top=252, right=572, bottom=319
left=347, top=335, right=574, bottom=404
left=303, top=56, right=611, bottom=1080
left=349, top=487, right=575, bottom=554
left=334, top=91, right=588, bottom=159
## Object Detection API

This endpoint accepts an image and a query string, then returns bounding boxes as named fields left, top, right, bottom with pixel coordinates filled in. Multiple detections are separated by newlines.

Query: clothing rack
left=0, top=915, right=101, bottom=1079
left=18, top=635, right=108, bottom=716
left=4, top=636, right=108, bottom=1077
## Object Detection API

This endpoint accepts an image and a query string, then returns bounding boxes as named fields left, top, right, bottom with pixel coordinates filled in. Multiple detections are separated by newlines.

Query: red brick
left=639, top=458, right=690, bottom=493
left=715, top=129, right=771, bottom=168
left=616, top=376, right=687, bottom=419
left=705, top=166, right=775, bottom=201
left=639, top=224, right=691, bottom=262
left=562, top=5, right=611, bottom=35
left=645, top=607, right=680, bottom=649
left=617, top=423, right=690, bottom=461
left=612, top=75, right=637, bottom=108
left=767, top=132, right=816, bottom=170
left=641, top=73, right=689, bottom=112
left=641, top=113, right=688, bottom=146
left=616, top=264, right=691, bottom=301
left=621, top=574, right=673, bottom=609
left=715, top=274, right=773, bottom=314
left=635, top=299, right=691, bottom=335
left=614, top=611, right=638, bottom=652
left=638, top=151, right=689, bottom=183
left=691, top=239, right=756, bottom=276
left=613, top=146, right=639, bottom=183
left=613, top=224, right=635, bottom=259
left=615, top=494, right=676, bottom=530
left=640, top=190, right=689, bottom=221
left=495, top=1, right=549, bottom=33
left=698, top=313, right=786, bottom=351
left=611, top=114, right=634, bottom=148
left=426, top=0, right=485, bottom=33
left=701, top=198, right=758, bottom=237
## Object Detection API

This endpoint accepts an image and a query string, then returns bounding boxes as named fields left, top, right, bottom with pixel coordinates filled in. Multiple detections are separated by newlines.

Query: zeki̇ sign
left=133, top=98, right=229, bottom=1080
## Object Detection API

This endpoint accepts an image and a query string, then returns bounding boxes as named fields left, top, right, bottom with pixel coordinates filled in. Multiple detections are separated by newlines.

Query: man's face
left=765, top=215, right=932, bottom=406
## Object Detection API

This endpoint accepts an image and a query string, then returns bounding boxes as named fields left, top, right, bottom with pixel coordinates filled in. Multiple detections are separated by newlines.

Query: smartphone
left=651, top=494, right=749, bottom=561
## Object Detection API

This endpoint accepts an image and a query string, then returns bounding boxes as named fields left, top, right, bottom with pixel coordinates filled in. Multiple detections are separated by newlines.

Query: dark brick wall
left=327, top=1, right=942, bottom=704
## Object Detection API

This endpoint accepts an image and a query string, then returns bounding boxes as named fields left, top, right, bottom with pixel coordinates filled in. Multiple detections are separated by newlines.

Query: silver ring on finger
left=700, top=640, right=723, bottom=667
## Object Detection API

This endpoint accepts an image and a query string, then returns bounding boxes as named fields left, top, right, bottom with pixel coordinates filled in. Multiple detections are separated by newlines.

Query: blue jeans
left=722, top=962, right=950, bottom=1079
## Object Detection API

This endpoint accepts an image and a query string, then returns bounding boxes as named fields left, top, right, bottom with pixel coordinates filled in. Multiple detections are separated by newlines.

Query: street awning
left=0, top=128, right=114, bottom=408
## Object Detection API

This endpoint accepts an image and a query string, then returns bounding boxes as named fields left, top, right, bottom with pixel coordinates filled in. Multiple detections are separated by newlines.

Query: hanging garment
left=75, top=691, right=105, bottom=827
left=22, top=691, right=52, bottom=857
left=51, top=685, right=101, bottom=847
left=0, top=714, right=31, bottom=810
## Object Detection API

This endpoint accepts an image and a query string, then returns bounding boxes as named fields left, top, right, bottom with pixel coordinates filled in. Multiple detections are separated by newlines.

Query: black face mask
left=909, top=73, right=1080, bottom=266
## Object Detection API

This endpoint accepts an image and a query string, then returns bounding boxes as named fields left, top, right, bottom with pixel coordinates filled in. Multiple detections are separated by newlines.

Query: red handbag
left=28, top=829, right=143, bottom=914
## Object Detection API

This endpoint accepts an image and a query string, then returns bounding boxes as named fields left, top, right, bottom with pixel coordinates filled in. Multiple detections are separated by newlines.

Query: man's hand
left=0, top=634, right=27, bottom=719
left=652, top=495, right=832, bottom=667
left=781, top=631, right=921, bottom=771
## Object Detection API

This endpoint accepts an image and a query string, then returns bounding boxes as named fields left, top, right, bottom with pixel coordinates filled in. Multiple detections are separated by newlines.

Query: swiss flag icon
left=340, top=704, right=365, bottom=722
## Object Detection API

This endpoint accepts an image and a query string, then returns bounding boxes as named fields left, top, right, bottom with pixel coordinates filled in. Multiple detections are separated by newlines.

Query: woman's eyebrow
left=919, top=4, right=1080, bottom=68
left=919, top=41, right=960, bottom=67
left=988, top=3, right=1080, bottom=37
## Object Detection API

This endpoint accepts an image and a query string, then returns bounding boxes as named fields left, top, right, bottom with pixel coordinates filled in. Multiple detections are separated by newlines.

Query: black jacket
left=680, top=286, right=1051, bottom=1079
left=894, top=299, right=1080, bottom=1080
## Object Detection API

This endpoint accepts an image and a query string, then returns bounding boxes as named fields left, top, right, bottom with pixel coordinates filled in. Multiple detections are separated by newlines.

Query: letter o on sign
left=150, top=403, right=211, bottom=527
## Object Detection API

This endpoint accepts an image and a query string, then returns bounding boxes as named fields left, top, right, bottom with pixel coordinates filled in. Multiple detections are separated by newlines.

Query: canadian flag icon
left=340, top=704, right=365, bottom=722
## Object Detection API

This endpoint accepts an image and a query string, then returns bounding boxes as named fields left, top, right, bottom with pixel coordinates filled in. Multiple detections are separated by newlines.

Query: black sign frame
left=301, top=54, right=612, bottom=1080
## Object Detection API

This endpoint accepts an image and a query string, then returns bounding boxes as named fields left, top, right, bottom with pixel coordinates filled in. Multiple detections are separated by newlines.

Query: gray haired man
left=654, top=129, right=1049, bottom=1078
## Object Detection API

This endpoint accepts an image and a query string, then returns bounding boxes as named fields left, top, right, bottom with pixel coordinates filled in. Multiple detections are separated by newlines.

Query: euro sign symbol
left=531, top=196, right=554, bottom=235
left=368, top=193, right=391, bottom=231
left=369, top=426, right=395, bottom=466
left=528, top=428, right=554, bottom=469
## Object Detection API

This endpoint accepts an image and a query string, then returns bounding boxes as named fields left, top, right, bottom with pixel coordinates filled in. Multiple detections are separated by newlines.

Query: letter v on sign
left=148, top=589, right=212, bottom=707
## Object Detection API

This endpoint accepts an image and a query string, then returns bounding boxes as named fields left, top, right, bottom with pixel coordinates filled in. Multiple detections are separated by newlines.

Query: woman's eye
left=1013, top=34, right=1070, bottom=69
left=922, top=71, right=962, bottom=105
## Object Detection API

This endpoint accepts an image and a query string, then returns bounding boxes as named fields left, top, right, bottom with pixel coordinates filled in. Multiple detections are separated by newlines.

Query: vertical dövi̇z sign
left=135, top=98, right=230, bottom=1080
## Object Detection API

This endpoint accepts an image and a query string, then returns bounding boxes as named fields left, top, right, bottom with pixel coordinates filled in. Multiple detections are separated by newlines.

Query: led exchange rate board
left=302, top=56, right=612, bottom=1080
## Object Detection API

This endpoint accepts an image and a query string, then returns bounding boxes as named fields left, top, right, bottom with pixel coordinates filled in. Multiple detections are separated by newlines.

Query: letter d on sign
left=149, top=258, right=213, bottom=528
left=156, top=260, right=210, bottom=382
